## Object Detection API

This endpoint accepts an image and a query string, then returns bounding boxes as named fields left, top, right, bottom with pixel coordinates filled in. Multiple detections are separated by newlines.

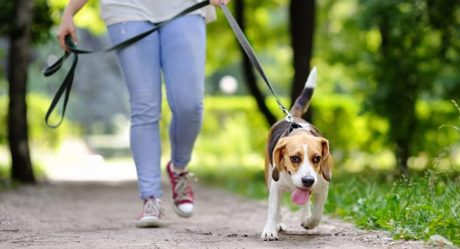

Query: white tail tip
left=304, top=67, right=317, bottom=89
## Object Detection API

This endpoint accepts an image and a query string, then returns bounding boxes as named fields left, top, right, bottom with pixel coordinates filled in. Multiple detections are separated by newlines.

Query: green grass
left=327, top=171, right=460, bottom=245
left=193, top=166, right=460, bottom=246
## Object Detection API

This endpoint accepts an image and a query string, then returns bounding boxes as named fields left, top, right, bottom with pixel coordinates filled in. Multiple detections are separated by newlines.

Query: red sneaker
left=166, top=162, right=194, bottom=217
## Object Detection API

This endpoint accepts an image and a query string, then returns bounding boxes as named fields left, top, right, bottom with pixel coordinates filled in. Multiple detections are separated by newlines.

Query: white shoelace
left=144, top=199, right=163, bottom=217
left=174, top=173, right=193, bottom=203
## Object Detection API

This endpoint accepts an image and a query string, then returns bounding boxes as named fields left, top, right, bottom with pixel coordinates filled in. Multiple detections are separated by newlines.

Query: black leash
left=220, top=4, right=293, bottom=123
left=44, top=0, right=292, bottom=128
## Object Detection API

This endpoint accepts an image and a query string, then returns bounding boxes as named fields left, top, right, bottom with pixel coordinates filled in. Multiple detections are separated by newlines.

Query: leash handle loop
left=44, top=51, right=78, bottom=128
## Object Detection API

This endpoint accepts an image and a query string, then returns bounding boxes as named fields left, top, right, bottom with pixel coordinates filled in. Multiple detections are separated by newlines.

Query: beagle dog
left=261, top=68, right=333, bottom=241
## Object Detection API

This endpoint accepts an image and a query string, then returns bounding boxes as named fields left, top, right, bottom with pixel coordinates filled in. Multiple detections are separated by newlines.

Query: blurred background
left=0, top=0, right=459, bottom=245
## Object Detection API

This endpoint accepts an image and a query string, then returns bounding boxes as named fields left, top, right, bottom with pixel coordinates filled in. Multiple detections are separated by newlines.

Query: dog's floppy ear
left=272, top=138, right=288, bottom=181
left=320, top=138, right=333, bottom=182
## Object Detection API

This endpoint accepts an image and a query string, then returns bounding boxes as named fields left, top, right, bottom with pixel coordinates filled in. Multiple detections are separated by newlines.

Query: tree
left=361, top=0, right=459, bottom=175
left=289, top=0, right=315, bottom=122
left=1, top=0, right=53, bottom=183
left=7, top=0, right=35, bottom=182
left=321, top=0, right=460, bottom=174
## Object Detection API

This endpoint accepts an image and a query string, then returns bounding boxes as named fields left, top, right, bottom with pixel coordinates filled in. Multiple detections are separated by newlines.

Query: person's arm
left=56, top=0, right=89, bottom=50
left=210, top=0, right=230, bottom=6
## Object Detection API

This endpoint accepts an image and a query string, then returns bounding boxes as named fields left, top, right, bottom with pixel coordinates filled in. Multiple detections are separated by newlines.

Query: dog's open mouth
left=291, top=187, right=311, bottom=205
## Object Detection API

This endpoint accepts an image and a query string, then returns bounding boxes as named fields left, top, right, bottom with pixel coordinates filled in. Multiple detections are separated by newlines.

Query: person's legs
left=108, top=21, right=163, bottom=200
left=160, top=15, right=206, bottom=217
left=160, top=15, right=206, bottom=169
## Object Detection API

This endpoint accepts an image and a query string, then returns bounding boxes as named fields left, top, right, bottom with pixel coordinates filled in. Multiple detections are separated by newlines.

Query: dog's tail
left=290, top=67, right=317, bottom=118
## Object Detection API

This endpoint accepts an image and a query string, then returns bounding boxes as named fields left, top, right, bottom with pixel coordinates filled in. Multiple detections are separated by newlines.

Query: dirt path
left=0, top=179, right=434, bottom=249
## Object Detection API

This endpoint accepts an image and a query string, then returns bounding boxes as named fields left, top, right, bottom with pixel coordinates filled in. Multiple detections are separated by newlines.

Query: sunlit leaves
left=0, top=0, right=53, bottom=44
left=48, top=0, right=105, bottom=34
left=206, top=1, right=291, bottom=94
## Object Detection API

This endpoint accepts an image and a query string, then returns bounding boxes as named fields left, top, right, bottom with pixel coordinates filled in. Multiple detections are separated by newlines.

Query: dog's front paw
left=261, top=226, right=279, bottom=241
left=301, top=217, right=321, bottom=230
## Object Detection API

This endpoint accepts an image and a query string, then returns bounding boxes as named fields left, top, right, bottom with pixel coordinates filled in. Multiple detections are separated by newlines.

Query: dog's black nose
left=301, top=176, right=315, bottom=187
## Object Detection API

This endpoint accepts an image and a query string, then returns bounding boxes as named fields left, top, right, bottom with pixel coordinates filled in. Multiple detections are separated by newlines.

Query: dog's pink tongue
left=291, top=188, right=310, bottom=205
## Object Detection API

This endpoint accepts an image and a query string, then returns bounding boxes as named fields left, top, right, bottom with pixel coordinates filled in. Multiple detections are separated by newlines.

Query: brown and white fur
left=261, top=68, right=333, bottom=241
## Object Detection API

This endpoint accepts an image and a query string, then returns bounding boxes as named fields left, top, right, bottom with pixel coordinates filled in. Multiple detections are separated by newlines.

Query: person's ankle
left=171, top=162, right=187, bottom=174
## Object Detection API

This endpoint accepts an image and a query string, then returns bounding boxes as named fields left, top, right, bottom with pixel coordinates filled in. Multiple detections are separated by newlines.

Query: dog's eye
left=312, top=155, right=321, bottom=164
left=290, top=155, right=301, bottom=163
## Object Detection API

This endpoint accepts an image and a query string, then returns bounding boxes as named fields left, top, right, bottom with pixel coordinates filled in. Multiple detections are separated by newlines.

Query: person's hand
left=56, top=13, right=78, bottom=51
left=210, top=0, right=230, bottom=6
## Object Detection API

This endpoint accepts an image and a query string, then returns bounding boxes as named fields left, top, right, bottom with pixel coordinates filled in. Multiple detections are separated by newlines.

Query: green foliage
left=48, top=0, right=106, bottom=34
left=206, top=1, right=293, bottom=95
left=0, top=0, right=54, bottom=44
left=0, top=162, right=9, bottom=188
left=326, top=172, right=460, bottom=245
left=0, top=94, right=76, bottom=148
left=192, top=164, right=268, bottom=199
left=315, top=0, right=460, bottom=170
left=185, top=96, right=459, bottom=176
left=312, top=95, right=459, bottom=172
left=415, top=100, right=460, bottom=156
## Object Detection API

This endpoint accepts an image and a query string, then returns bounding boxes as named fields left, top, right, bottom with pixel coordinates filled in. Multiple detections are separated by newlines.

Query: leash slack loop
left=44, top=0, right=293, bottom=128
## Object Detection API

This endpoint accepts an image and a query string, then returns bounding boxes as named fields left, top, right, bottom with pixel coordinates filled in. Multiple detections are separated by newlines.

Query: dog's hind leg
left=276, top=203, right=287, bottom=232
left=261, top=182, right=282, bottom=241
left=300, top=198, right=312, bottom=225
left=276, top=212, right=287, bottom=233
left=301, top=187, right=328, bottom=230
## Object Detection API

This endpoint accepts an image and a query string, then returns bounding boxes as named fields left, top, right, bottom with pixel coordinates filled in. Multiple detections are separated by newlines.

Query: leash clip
left=285, top=113, right=294, bottom=123
left=282, top=108, right=294, bottom=123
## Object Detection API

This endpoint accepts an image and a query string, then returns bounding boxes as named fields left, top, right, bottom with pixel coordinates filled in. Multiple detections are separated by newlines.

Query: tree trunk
left=8, top=0, right=35, bottom=183
left=235, top=0, right=277, bottom=126
left=289, top=0, right=316, bottom=122
left=379, top=15, right=414, bottom=176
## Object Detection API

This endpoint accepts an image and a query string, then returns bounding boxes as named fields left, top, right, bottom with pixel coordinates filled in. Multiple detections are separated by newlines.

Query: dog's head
left=271, top=132, right=332, bottom=189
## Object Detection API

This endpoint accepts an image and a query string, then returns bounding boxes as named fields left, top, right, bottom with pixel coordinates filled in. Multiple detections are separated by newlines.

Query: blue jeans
left=108, top=15, right=205, bottom=199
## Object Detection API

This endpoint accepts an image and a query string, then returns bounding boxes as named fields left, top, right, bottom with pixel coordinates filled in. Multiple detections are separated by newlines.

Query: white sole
left=173, top=204, right=193, bottom=218
left=136, top=216, right=162, bottom=228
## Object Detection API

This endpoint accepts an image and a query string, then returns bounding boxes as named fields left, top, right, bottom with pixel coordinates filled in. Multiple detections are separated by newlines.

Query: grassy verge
left=327, top=171, right=459, bottom=245
left=193, top=166, right=460, bottom=246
